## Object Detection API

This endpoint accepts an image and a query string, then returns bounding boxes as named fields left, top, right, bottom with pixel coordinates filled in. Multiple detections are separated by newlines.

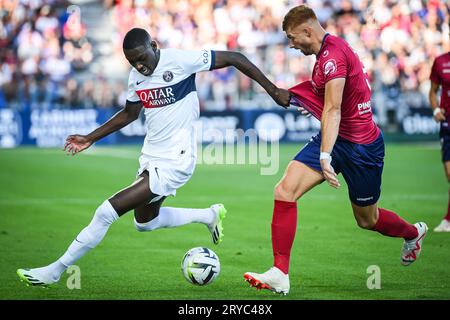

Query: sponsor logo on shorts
left=356, top=196, right=374, bottom=202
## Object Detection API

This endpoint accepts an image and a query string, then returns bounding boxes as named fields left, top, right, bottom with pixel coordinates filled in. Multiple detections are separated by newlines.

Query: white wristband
left=320, top=152, right=332, bottom=161
left=434, top=108, right=442, bottom=116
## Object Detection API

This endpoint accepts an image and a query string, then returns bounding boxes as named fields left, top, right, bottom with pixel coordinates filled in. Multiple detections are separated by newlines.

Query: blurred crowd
left=1, top=0, right=449, bottom=126
left=0, top=0, right=121, bottom=110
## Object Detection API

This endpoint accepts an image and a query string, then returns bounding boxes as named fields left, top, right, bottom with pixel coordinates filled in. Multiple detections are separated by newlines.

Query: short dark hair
left=282, top=5, right=317, bottom=31
left=123, top=28, right=151, bottom=50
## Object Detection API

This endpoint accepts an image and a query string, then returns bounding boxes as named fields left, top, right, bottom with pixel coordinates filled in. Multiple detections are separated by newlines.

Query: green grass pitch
left=1, top=143, right=449, bottom=300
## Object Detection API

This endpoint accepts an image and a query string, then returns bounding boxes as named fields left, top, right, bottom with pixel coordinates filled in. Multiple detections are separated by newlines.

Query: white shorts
left=136, top=152, right=196, bottom=199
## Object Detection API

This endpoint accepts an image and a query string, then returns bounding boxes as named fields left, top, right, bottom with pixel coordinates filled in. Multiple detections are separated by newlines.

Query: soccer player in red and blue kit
left=430, top=51, right=450, bottom=232
left=244, top=5, right=428, bottom=295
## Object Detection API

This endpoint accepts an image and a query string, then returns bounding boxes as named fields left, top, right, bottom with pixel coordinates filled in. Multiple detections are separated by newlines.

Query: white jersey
left=127, top=48, right=215, bottom=159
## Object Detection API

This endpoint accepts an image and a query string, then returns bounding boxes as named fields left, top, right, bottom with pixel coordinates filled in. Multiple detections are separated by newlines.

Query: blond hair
left=282, top=5, right=317, bottom=31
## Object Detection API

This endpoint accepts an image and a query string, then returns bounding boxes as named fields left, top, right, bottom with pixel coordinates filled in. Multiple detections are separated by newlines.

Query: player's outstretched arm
left=64, top=100, right=143, bottom=156
left=211, top=51, right=291, bottom=107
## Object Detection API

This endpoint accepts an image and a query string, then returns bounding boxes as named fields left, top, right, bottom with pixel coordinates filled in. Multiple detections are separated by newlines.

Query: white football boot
left=401, top=222, right=428, bottom=266
left=433, top=219, right=450, bottom=232
left=244, top=266, right=290, bottom=295
left=207, top=204, right=227, bottom=245
left=17, top=267, right=60, bottom=287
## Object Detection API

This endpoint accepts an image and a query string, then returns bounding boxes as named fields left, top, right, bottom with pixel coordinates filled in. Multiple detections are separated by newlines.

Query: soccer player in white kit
left=17, top=28, right=290, bottom=286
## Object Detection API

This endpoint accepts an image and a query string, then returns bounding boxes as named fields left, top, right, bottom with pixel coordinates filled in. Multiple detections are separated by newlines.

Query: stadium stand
left=0, top=0, right=449, bottom=127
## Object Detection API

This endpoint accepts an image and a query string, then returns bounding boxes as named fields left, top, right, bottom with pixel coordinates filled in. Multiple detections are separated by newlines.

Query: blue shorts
left=440, top=126, right=450, bottom=162
left=294, top=132, right=385, bottom=206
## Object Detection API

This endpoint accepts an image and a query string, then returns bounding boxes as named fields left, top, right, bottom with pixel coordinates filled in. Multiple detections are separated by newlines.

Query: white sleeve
left=177, top=49, right=215, bottom=74
left=126, top=70, right=140, bottom=103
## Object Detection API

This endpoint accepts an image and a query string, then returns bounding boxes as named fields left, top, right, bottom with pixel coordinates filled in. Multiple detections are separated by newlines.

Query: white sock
left=44, top=200, right=119, bottom=280
left=134, top=207, right=215, bottom=231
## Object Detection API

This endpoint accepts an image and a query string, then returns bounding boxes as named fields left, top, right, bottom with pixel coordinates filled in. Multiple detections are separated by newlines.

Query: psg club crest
left=163, top=71, right=174, bottom=82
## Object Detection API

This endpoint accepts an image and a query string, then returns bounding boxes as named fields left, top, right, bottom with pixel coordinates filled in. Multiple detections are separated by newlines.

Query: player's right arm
left=64, top=100, right=143, bottom=155
left=429, top=81, right=445, bottom=122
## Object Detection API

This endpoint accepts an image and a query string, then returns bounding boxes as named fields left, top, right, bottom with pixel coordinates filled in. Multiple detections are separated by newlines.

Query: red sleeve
left=321, top=47, right=347, bottom=83
left=429, top=58, right=441, bottom=85
left=288, top=81, right=322, bottom=120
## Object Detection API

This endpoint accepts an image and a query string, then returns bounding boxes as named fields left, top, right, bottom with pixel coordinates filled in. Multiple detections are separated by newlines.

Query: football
left=181, top=247, right=220, bottom=286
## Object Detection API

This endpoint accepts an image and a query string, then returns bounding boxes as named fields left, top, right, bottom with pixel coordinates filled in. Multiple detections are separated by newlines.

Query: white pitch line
left=0, top=194, right=446, bottom=206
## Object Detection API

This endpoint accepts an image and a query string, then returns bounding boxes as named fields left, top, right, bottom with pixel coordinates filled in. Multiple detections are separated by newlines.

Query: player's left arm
left=429, top=58, right=445, bottom=122
left=211, top=51, right=290, bottom=107
left=429, top=81, right=445, bottom=122
left=320, top=77, right=346, bottom=189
